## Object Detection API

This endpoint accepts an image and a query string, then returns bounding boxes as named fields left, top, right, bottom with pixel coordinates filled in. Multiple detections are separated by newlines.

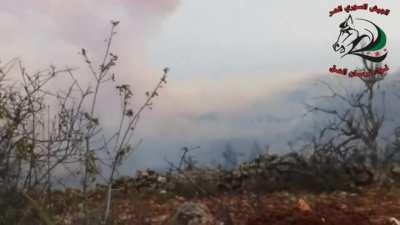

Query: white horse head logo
left=332, top=14, right=388, bottom=62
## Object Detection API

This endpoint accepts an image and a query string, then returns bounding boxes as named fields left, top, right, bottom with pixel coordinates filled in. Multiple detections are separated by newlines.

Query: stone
left=392, top=164, right=400, bottom=175
left=297, top=198, right=312, bottom=214
left=138, top=169, right=149, bottom=177
left=152, top=215, right=169, bottom=224
left=169, top=202, right=214, bottom=225
left=390, top=217, right=400, bottom=225
left=157, top=176, right=167, bottom=183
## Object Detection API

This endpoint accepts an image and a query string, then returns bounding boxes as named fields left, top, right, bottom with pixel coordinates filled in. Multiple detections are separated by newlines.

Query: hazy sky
left=149, top=0, right=400, bottom=78
left=1, top=0, right=400, bottom=171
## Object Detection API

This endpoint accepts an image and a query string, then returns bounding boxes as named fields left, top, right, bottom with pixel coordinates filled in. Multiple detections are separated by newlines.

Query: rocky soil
left=44, top=186, right=400, bottom=225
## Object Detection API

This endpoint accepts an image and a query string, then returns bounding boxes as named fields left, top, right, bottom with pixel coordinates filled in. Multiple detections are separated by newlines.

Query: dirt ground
left=69, top=186, right=398, bottom=225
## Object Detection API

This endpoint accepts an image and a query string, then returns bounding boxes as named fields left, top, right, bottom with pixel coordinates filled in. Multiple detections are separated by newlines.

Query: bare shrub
left=0, top=20, right=168, bottom=225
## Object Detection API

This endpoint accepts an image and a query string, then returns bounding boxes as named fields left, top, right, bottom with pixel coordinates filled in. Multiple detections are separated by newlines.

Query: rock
left=152, top=214, right=169, bottom=224
left=157, top=176, right=167, bottom=183
left=232, top=170, right=241, bottom=177
left=138, top=169, right=149, bottom=177
left=339, top=203, right=348, bottom=210
left=391, top=165, right=400, bottom=175
left=338, top=191, right=348, bottom=198
left=390, top=217, right=400, bottom=225
left=296, top=198, right=312, bottom=214
left=169, top=202, right=214, bottom=225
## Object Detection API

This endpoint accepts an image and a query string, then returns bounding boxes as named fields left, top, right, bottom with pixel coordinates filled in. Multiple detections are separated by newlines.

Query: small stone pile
left=112, top=169, right=170, bottom=193
left=218, top=153, right=306, bottom=190
left=134, top=169, right=169, bottom=191
left=111, top=153, right=312, bottom=193
left=113, top=153, right=400, bottom=194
